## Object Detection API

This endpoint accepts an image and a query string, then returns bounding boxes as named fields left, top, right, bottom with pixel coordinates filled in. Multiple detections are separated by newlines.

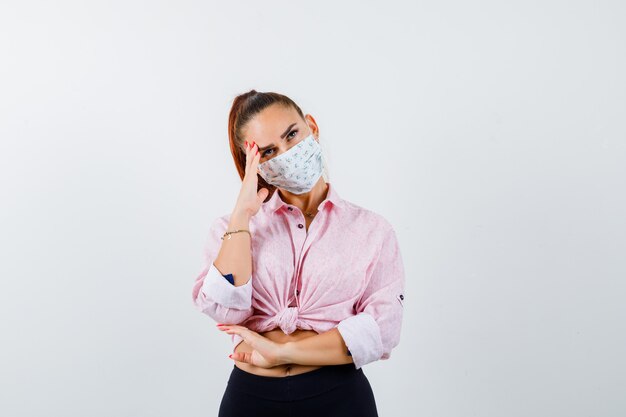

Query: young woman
left=191, top=90, right=406, bottom=417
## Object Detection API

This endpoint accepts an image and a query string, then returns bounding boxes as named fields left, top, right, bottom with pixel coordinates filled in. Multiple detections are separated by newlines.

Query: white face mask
left=257, top=133, right=324, bottom=194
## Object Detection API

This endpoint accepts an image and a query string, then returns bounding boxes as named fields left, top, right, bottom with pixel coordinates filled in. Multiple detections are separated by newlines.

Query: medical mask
left=257, top=133, right=324, bottom=194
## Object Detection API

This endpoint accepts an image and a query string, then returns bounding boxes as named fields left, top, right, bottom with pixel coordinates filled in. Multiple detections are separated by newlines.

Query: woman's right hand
left=233, top=140, right=269, bottom=218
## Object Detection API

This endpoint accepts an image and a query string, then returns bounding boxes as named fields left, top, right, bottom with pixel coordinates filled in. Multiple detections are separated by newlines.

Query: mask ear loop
left=319, top=137, right=330, bottom=183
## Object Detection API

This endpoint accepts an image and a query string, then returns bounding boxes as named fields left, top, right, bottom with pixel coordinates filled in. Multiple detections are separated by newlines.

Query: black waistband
left=227, top=363, right=363, bottom=401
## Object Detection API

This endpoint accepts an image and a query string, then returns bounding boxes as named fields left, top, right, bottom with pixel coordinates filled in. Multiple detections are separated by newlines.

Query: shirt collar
left=264, top=181, right=346, bottom=214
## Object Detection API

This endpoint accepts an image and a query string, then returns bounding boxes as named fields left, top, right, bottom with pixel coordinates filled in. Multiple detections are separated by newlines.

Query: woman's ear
left=304, top=114, right=319, bottom=137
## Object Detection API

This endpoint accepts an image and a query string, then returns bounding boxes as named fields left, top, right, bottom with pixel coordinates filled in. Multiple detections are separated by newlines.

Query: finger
left=217, top=324, right=259, bottom=342
left=220, top=326, right=258, bottom=346
left=216, top=326, right=238, bottom=334
left=221, top=327, right=243, bottom=336
left=252, top=146, right=260, bottom=168
left=216, top=324, right=246, bottom=330
left=246, top=141, right=257, bottom=167
left=248, top=147, right=260, bottom=177
left=257, top=187, right=269, bottom=204
left=217, top=325, right=242, bottom=335
left=245, top=141, right=253, bottom=172
left=229, top=351, right=252, bottom=364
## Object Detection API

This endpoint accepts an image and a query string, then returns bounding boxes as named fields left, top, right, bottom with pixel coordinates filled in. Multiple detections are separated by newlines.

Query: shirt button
left=287, top=207, right=293, bottom=211
left=296, top=289, right=300, bottom=295
left=400, top=294, right=404, bottom=300
left=297, top=223, right=304, bottom=229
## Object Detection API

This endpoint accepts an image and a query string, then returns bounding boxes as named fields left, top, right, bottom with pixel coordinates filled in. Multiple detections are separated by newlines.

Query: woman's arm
left=218, top=223, right=405, bottom=370
left=284, top=224, right=405, bottom=370
left=281, top=328, right=354, bottom=366
left=191, top=212, right=254, bottom=324
left=192, top=140, right=265, bottom=324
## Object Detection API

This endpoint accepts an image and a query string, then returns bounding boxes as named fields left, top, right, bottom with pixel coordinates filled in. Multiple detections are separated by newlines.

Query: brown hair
left=227, top=89, right=307, bottom=202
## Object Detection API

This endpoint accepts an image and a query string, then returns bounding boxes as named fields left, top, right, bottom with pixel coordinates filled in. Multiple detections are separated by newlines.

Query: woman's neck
left=278, top=179, right=328, bottom=213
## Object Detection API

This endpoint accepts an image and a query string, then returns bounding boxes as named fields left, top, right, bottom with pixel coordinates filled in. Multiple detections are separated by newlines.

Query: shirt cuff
left=200, top=262, right=253, bottom=310
left=336, top=312, right=384, bottom=369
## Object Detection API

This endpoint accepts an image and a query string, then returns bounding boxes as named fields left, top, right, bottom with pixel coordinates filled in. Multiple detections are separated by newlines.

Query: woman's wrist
left=279, top=341, right=297, bottom=366
left=230, top=207, right=251, bottom=226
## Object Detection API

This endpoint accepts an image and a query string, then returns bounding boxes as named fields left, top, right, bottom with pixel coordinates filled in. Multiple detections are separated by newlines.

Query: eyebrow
left=256, top=123, right=298, bottom=152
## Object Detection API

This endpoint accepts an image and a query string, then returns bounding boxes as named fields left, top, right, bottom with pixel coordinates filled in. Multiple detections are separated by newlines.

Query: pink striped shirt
left=191, top=182, right=405, bottom=369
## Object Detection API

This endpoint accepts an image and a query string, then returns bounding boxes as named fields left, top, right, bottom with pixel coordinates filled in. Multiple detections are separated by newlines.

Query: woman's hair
left=227, top=89, right=308, bottom=201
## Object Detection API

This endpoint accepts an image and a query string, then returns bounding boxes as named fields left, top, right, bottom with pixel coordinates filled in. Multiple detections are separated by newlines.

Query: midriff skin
left=233, top=328, right=323, bottom=377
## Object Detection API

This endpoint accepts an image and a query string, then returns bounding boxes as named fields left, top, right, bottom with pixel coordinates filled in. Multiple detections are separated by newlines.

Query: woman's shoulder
left=339, top=199, right=395, bottom=232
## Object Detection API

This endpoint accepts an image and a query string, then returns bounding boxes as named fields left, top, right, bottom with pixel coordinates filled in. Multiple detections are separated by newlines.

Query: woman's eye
left=263, top=130, right=298, bottom=157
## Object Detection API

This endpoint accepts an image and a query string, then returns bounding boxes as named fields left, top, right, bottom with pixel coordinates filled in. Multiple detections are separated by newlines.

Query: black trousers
left=218, top=363, right=379, bottom=417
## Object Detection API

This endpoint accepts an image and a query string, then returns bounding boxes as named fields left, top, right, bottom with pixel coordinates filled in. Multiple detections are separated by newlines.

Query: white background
left=1, top=1, right=625, bottom=416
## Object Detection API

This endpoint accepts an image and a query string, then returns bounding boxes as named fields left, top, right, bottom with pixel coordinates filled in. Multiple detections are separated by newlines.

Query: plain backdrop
left=1, top=1, right=625, bottom=416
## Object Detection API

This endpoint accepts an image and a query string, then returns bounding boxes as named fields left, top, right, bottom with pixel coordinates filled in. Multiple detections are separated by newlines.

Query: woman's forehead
left=244, top=106, right=303, bottom=144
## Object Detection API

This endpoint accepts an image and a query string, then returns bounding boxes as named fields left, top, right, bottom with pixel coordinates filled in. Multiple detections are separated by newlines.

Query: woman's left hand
left=216, top=323, right=290, bottom=368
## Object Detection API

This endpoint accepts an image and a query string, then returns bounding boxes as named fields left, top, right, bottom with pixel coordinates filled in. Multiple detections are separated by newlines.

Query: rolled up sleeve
left=336, top=224, right=405, bottom=369
left=191, top=216, right=254, bottom=324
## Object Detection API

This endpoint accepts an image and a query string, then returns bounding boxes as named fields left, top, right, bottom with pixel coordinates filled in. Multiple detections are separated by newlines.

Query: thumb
left=230, top=351, right=252, bottom=364
left=257, top=187, right=269, bottom=205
